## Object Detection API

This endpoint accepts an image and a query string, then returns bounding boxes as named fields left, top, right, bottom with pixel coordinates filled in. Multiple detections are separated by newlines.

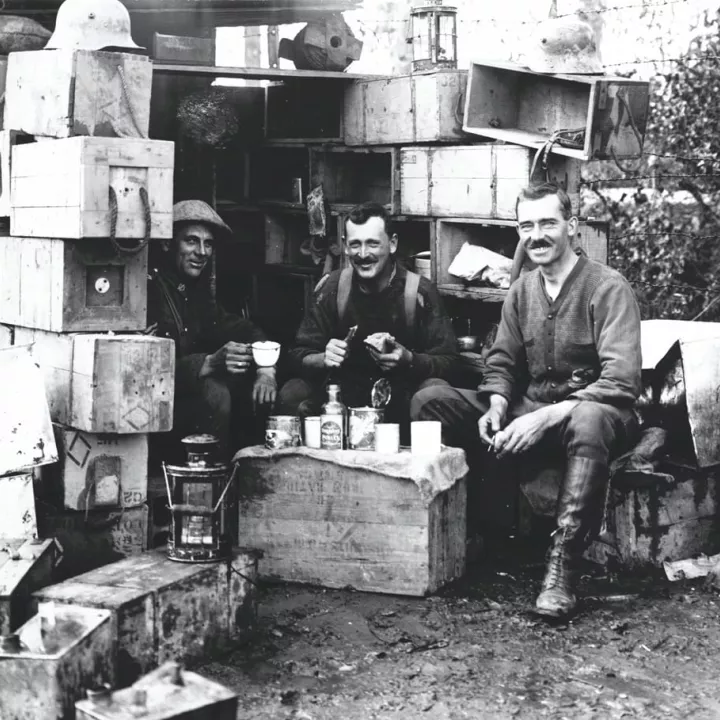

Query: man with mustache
left=411, top=183, right=642, bottom=619
left=148, top=200, right=277, bottom=459
left=276, top=202, right=456, bottom=435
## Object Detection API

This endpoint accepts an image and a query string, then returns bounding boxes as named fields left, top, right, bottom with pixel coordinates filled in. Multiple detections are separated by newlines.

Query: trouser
left=276, top=376, right=451, bottom=444
left=169, top=363, right=267, bottom=462
left=410, top=385, right=639, bottom=531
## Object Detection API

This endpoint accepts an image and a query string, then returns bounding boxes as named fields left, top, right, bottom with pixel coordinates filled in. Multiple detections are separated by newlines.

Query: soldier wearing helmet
left=147, top=200, right=276, bottom=459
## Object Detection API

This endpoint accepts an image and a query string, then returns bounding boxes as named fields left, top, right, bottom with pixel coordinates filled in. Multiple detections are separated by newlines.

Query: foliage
left=585, top=10, right=720, bottom=321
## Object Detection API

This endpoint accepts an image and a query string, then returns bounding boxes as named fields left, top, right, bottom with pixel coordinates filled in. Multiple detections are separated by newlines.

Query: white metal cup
left=304, top=416, right=322, bottom=449
left=410, top=421, right=442, bottom=456
left=374, top=423, right=400, bottom=454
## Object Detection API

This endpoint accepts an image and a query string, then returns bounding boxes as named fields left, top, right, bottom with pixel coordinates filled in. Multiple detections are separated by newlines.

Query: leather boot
left=535, top=456, right=608, bottom=619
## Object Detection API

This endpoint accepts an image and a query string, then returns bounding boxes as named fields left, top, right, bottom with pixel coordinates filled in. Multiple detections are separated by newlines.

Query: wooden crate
left=0, top=538, right=59, bottom=635
left=0, top=471, right=38, bottom=540
left=344, top=69, right=468, bottom=146
left=264, top=210, right=339, bottom=268
left=310, top=146, right=400, bottom=213
left=0, top=236, right=147, bottom=332
left=45, top=424, right=149, bottom=511
left=34, top=548, right=259, bottom=687
left=75, top=662, right=239, bottom=720
left=13, top=330, right=173, bottom=433
left=463, top=61, right=651, bottom=161
left=4, top=49, right=152, bottom=139
left=0, top=605, right=115, bottom=720
left=235, top=446, right=468, bottom=596
left=0, top=345, right=58, bottom=476
left=267, top=80, right=344, bottom=142
left=434, top=218, right=608, bottom=302
left=36, top=503, right=148, bottom=581
left=11, top=136, right=174, bottom=239
left=248, top=145, right=309, bottom=208
left=0, top=130, right=33, bottom=217
left=0, top=55, right=7, bottom=129
left=400, top=144, right=583, bottom=219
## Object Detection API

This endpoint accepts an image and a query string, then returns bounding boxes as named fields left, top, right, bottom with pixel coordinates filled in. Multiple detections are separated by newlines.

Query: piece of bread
left=364, top=332, right=395, bottom=353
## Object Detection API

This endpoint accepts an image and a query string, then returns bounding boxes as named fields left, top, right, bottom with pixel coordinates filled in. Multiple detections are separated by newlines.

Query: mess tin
left=348, top=407, right=384, bottom=450
left=265, top=416, right=301, bottom=450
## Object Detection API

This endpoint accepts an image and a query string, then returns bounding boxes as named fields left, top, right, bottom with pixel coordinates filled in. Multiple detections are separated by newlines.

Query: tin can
left=265, top=416, right=301, bottom=450
left=348, top=407, right=384, bottom=450
left=320, top=414, right=344, bottom=450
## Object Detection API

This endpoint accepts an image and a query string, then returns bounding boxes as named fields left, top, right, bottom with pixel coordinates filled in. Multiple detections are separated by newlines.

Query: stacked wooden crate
left=0, top=47, right=177, bottom=579
left=342, top=63, right=650, bottom=310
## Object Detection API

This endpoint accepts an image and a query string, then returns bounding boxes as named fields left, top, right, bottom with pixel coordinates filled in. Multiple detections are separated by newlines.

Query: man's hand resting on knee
left=253, top=368, right=277, bottom=410
left=492, top=400, right=579, bottom=459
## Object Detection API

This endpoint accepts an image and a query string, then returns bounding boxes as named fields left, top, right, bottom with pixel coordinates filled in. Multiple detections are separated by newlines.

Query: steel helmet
left=46, top=0, right=144, bottom=52
left=173, top=200, right=233, bottom=242
left=526, top=16, right=604, bottom=75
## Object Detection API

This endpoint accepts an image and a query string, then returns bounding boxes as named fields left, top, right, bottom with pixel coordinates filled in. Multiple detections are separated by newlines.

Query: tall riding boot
left=535, top=456, right=608, bottom=619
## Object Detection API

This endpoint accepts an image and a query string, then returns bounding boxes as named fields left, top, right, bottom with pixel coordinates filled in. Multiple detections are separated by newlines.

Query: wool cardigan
left=477, top=255, right=642, bottom=408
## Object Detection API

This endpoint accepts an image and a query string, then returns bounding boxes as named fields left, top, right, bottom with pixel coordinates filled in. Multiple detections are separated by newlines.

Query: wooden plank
left=438, top=284, right=508, bottom=302
left=428, top=476, right=467, bottom=593
left=463, top=61, right=650, bottom=161
left=4, top=50, right=152, bottom=139
left=11, top=136, right=174, bottom=240
left=0, top=345, right=58, bottom=475
left=152, top=62, right=382, bottom=81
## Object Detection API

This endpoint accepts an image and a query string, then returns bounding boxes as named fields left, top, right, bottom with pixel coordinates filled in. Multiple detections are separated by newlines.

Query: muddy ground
left=201, top=537, right=720, bottom=720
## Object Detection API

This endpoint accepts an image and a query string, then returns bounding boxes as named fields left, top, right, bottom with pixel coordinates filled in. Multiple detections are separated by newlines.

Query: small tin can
left=265, top=416, right=301, bottom=450
left=348, top=407, right=384, bottom=450
left=320, top=414, right=344, bottom=450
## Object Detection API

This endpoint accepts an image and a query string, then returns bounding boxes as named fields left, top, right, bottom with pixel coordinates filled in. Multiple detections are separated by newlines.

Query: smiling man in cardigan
left=411, top=183, right=642, bottom=619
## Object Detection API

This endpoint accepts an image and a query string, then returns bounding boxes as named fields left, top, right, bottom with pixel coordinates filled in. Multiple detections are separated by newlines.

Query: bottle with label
left=320, top=384, right=347, bottom=450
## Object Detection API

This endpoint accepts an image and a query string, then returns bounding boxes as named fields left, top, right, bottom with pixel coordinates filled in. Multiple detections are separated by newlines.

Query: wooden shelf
left=152, top=62, right=382, bottom=82
left=438, top=284, right=508, bottom=302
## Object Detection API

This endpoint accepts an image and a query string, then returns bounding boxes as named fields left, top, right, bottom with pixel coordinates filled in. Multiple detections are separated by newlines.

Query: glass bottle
left=321, top=384, right=347, bottom=450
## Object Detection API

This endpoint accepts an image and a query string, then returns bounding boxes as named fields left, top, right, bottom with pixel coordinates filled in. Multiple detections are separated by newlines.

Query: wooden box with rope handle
left=10, top=135, right=174, bottom=240
left=0, top=235, right=148, bottom=331
left=32, top=547, right=260, bottom=687
left=400, top=143, right=582, bottom=219
left=462, top=61, right=651, bottom=162
left=4, top=49, right=152, bottom=140
left=344, top=69, right=468, bottom=146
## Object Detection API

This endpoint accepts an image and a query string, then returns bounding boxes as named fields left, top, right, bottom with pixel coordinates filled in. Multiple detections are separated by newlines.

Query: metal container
left=265, top=415, right=302, bottom=450
left=75, top=661, right=238, bottom=720
left=348, top=407, right=384, bottom=450
left=0, top=604, right=115, bottom=720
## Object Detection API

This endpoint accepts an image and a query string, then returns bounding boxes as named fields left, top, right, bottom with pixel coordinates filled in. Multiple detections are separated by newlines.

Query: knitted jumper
left=477, top=255, right=642, bottom=408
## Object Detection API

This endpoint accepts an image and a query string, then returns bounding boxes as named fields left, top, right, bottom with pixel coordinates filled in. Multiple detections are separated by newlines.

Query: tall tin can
left=348, top=407, right=384, bottom=450
left=265, top=416, right=302, bottom=450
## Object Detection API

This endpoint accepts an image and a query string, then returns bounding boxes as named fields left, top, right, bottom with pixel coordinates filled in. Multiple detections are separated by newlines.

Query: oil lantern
left=408, top=0, right=458, bottom=72
left=162, top=434, right=235, bottom=563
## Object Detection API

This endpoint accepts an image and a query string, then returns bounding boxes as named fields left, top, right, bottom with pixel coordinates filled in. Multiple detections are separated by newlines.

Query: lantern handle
left=212, top=464, right=238, bottom=514
left=161, top=461, right=238, bottom=515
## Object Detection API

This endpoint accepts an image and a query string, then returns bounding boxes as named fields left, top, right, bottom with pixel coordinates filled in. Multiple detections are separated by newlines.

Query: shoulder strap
left=337, top=267, right=354, bottom=324
left=404, top=271, right=420, bottom=332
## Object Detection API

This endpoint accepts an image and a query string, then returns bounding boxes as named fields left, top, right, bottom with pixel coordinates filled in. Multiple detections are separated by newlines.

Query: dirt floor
left=200, top=537, right=720, bottom=720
